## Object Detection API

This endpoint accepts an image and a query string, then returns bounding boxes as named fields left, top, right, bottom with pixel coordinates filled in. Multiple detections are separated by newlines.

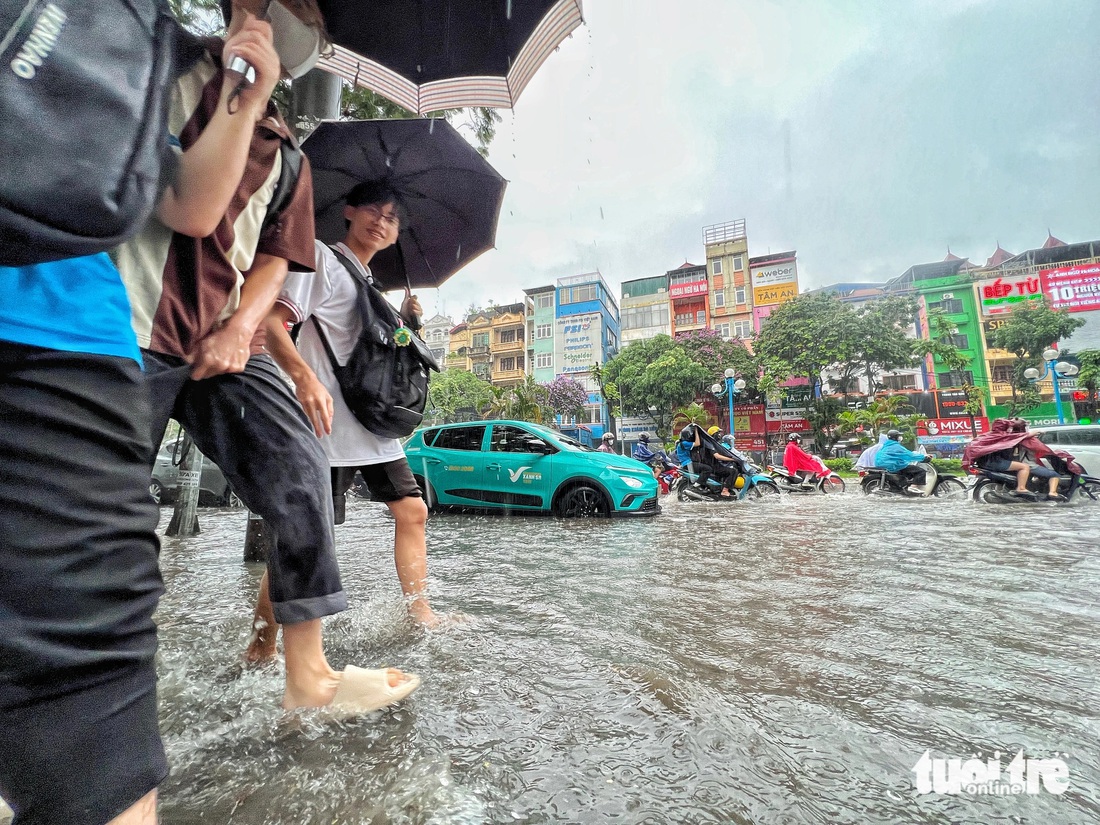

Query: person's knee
left=390, top=495, right=428, bottom=527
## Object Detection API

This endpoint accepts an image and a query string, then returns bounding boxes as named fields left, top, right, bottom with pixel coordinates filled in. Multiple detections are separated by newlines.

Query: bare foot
left=282, top=667, right=411, bottom=711
left=243, top=618, right=279, bottom=667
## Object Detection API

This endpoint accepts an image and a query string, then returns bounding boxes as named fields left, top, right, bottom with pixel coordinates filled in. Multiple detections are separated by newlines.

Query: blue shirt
left=674, top=440, right=693, bottom=465
left=0, top=254, right=140, bottom=363
left=875, top=440, right=925, bottom=472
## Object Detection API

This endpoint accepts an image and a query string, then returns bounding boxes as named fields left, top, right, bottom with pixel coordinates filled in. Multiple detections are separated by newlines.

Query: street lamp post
left=711, top=368, right=747, bottom=439
left=1023, top=348, right=1079, bottom=425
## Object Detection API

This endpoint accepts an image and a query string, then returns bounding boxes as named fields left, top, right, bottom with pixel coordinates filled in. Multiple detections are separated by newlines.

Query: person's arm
left=156, top=15, right=282, bottom=236
left=262, top=303, right=334, bottom=438
left=190, top=252, right=288, bottom=379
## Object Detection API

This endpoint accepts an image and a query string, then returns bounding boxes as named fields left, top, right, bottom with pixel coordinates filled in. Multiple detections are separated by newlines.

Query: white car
left=1033, top=425, right=1100, bottom=478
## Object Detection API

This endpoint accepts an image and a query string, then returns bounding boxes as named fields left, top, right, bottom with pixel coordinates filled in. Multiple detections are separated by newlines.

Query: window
left=735, top=286, right=746, bottom=305
left=731, top=254, right=744, bottom=272
left=473, top=364, right=490, bottom=379
left=711, top=258, right=723, bottom=275
left=882, top=374, right=917, bottom=390
left=714, top=291, right=725, bottom=308
left=537, top=293, right=553, bottom=309
left=536, top=323, right=552, bottom=339
left=621, top=305, right=669, bottom=330
left=561, top=284, right=597, bottom=304
left=938, top=370, right=973, bottom=387
left=431, top=329, right=443, bottom=341
left=714, top=322, right=731, bottom=339
left=433, top=426, right=486, bottom=451
left=536, top=352, right=553, bottom=369
left=430, top=348, right=446, bottom=363
left=499, top=329, right=517, bottom=344
left=517, top=355, right=525, bottom=371
left=490, top=425, right=549, bottom=453
left=929, top=298, right=964, bottom=315
left=949, top=334, right=969, bottom=349
left=499, top=357, right=516, bottom=372
left=992, top=365, right=1014, bottom=382
left=733, top=320, right=754, bottom=338
left=670, top=270, right=704, bottom=287
left=696, top=310, right=706, bottom=324
left=472, top=333, right=489, bottom=348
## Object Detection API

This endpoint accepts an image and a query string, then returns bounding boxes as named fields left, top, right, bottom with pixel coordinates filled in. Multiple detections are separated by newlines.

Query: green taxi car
left=403, top=420, right=660, bottom=517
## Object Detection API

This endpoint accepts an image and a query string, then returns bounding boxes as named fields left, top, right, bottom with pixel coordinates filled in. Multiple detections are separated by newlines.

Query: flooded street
left=154, top=494, right=1100, bottom=824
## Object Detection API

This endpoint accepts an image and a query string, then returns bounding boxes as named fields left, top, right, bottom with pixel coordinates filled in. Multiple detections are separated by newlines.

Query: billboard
left=669, top=280, right=708, bottom=299
left=976, top=275, right=1042, bottom=316
left=916, top=417, right=990, bottom=437
left=750, top=259, right=798, bottom=307
left=1040, top=263, right=1100, bottom=314
left=554, top=313, right=602, bottom=375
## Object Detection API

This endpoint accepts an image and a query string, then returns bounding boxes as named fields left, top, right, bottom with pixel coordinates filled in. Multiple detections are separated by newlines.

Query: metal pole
left=1051, top=360, right=1065, bottom=424
left=166, top=432, right=201, bottom=536
left=727, top=376, right=735, bottom=438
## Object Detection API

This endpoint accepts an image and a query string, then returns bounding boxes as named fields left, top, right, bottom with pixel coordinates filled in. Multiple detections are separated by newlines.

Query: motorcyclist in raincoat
left=874, top=429, right=930, bottom=494
left=963, top=418, right=1072, bottom=501
left=632, top=433, right=673, bottom=476
left=783, top=433, right=822, bottom=489
left=854, top=432, right=889, bottom=472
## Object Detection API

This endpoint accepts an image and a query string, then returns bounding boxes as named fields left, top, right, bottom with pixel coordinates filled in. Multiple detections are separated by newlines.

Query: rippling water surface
left=153, top=493, right=1100, bottom=824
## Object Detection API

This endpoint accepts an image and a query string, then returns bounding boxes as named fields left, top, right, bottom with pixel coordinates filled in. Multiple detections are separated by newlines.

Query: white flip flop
left=329, top=666, right=421, bottom=716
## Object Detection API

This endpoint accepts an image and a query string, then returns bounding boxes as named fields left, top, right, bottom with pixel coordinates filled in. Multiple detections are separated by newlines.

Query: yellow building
left=703, top=219, right=754, bottom=339
left=445, top=303, right=526, bottom=387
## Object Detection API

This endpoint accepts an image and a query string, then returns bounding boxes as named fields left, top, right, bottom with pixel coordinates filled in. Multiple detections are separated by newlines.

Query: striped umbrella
left=315, top=0, right=584, bottom=114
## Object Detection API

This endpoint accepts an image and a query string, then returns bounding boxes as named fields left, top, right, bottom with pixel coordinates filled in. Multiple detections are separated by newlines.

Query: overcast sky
left=425, top=0, right=1099, bottom=319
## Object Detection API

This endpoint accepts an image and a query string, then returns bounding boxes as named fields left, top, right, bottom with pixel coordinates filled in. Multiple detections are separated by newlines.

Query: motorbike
left=656, top=464, right=681, bottom=496
left=859, top=461, right=968, bottom=498
left=769, top=455, right=845, bottom=494
left=675, top=442, right=781, bottom=502
left=970, top=453, right=1100, bottom=504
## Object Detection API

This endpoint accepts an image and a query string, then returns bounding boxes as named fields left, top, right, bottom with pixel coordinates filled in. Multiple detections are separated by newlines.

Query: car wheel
left=932, top=477, right=967, bottom=498
left=219, top=488, right=242, bottom=507
left=820, top=476, right=846, bottom=494
left=555, top=484, right=610, bottom=517
left=149, top=479, right=164, bottom=505
left=746, top=480, right=781, bottom=499
left=413, top=475, right=439, bottom=513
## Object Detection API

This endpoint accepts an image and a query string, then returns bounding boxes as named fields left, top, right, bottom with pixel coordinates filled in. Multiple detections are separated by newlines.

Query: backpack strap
left=261, top=134, right=303, bottom=233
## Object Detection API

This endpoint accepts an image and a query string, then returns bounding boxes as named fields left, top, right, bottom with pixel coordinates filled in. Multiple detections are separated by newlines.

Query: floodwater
left=151, top=492, right=1100, bottom=824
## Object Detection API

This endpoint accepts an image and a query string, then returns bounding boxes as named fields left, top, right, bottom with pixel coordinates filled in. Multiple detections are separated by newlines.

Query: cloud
left=428, top=0, right=1099, bottom=319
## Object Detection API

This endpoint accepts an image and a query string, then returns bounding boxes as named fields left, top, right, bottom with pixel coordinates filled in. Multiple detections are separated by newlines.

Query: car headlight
left=619, top=475, right=645, bottom=488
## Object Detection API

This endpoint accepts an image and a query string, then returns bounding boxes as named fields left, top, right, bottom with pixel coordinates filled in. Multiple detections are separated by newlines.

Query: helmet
left=679, top=424, right=696, bottom=442
left=788, top=433, right=802, bottom=442
left=722, top=434, right=735, bottom=447
left=1007, top=418, right=1028, bottom=433
left=639, top=433, right=650, bottom=443
left=887, top=429, right=902, bottom=440
left=602, top=432, right=615, bottom=441
left=707, top=426, right=721, bottom=436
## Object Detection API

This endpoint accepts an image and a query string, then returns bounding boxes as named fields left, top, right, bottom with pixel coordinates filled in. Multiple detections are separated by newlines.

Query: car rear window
left=433, top=426, right=486, bottom=451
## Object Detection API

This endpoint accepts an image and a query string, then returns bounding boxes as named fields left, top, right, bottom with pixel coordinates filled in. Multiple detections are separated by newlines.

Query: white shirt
left=276, top=240, right=405, bottom=467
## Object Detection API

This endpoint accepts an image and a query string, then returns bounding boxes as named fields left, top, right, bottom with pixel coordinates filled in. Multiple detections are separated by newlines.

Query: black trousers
left=0, top=342, right=166, bottom=825
left=143, top=351, right=347, bottom=624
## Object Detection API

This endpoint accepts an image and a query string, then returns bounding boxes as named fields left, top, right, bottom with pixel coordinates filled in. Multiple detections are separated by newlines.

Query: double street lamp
left=711, top=368, right=746, bottom=439
left=1024, top=348, right=1079, bottom=425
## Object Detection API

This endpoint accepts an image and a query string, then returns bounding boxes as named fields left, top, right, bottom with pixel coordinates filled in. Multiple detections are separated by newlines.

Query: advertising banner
left=732, top=403, right=767, bottom=439
left=669, top=280, right=708, bottom=299
left=750, top=260, right=798, bottom=307
left=976, top=275, right=1043, bottom=316
left=1040, top=263, right=1100, bottom=314
left=554, top=313, right=602, bottom=375
left=916, top=417, right=990, bottom=437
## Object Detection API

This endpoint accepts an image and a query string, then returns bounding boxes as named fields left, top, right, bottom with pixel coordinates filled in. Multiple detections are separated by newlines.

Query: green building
left=524, top=285, right=557, bottom=383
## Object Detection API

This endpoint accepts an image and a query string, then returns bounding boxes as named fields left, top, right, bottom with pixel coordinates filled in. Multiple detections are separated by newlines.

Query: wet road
left=153, top=492, right=1100, bottom=824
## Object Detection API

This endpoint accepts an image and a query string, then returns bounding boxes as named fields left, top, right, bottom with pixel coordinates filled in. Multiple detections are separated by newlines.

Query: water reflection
left=154, top=495, right=1100, bottom=823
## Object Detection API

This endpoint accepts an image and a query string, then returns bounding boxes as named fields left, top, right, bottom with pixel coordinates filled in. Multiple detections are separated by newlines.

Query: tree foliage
left=427, top=369, right=494, bottom=422
left=844, top=296, right=918, bottom=393
left=673, top=328, right=759, bottom=395
left=754, top=293, right=853, bottom=390
left=989, top=304, right=1086, bottom=414
left=543, top=376, right=588, bottom=421
left=601, top=336, right=709, bottom=439
left=484, top=376, right=548, bottom=423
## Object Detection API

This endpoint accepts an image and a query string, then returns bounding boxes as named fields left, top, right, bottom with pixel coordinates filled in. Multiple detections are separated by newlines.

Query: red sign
left=732, top=403, right=766, bottom=439
left=669, top=280, right=708, bottom=299
left=1040, top=263, right=1100, bottom=314
left=916, top=417, right=990, bottom=437
left=735, top=435, right=767, bottom=451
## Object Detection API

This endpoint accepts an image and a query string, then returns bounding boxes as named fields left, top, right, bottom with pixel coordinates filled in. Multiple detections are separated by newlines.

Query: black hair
left=344, top=180, right=407, bottom=229
left=219, top=0, right=232, bottom=25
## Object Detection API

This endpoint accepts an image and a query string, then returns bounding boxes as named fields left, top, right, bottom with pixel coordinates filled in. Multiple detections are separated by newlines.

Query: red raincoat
left=784, top=441, right=823, bottom=476
left=962, top=418, right=1081, bottom=474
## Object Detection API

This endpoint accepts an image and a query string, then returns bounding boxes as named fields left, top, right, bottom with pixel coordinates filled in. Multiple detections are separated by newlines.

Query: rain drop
left=455, top=244, right=462, bottom=260
left=599, top=207, right=604, bottom=220
left=505, top=0, right=512, bottom=20
left=429, top=118, right=435, bottom=134
left=240, top=406, right=245, bottom=418
left=386, top=155, right=393, bottom=168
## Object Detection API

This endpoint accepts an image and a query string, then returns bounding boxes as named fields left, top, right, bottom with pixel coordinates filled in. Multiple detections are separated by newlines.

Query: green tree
left=912, top=309, right=984, bottom=434
left=989, top=304, right=1086, bottom=414
left=671, top=402, right=711, bottom=432
left=674, top=328, right=760, bottom=395
left=601, top=336, right=709, bottom=439
left=754, top=293, right=854, bottom=392
left=1069, top=349, right=1100, bottom=420
left=427, top=369, right=494, bottom=422
left=844, top=296, right=918, bottom=394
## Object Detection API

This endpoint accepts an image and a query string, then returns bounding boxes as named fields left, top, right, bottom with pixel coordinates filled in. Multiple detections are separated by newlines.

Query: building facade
left=555, top=272, right=620, bottom=426
left=524, top=285, right=557, bottom=382
left=703, top=219, right=753, bottom=340
left=749, top=250, right=800, bottom=333
left=420, top=313, right=453, bottom=371
left=668, top=262, right=709, bottom=335
left=620, top=274, right=670, bottom=343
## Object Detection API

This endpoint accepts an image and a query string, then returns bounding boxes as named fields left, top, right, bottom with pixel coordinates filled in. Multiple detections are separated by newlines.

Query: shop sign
left=753, top=283, right=798, bottom=307
left=1040, top=263, right=1100, bottom=314
left=977, top=275, right=1042, bottom=316
left=669, top=280, right=708, bottom=299
left=916, top=417, right=989, bottom=436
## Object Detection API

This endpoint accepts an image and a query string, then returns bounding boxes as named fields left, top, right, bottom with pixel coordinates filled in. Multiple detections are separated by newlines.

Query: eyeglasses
left=356, top=205, right=400, bottom=227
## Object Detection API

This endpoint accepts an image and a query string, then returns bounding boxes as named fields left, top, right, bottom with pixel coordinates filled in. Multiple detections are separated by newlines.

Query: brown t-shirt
left=114, top=40, right=315, bottom=360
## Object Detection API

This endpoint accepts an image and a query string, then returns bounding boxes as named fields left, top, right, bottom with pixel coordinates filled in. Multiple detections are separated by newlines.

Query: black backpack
left=0, top=0, right=198, bottom=265
left=311, top=247, right=440, bottom=439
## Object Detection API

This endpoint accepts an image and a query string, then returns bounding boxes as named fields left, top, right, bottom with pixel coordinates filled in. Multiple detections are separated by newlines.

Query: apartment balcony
left=494, top=338, right=524, bottom=353
left=492, top=368, right=526, bottom=385
left=469, top=345, right=490, bottom=358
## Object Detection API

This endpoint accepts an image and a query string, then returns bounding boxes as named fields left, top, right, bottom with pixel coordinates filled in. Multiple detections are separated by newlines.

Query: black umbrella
left=303, top=118, right=507, bottom=290
left=315, top=0, right=584, bottom=114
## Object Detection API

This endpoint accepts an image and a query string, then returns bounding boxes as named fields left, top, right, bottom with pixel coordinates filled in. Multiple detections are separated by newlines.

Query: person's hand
left=401, top=293, right=423, bottom=326
left=191, top=323, right=253, bottom=379
left=293, top=372, right=334, bottom=438
left=222, top=13, right=281, bottom=120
